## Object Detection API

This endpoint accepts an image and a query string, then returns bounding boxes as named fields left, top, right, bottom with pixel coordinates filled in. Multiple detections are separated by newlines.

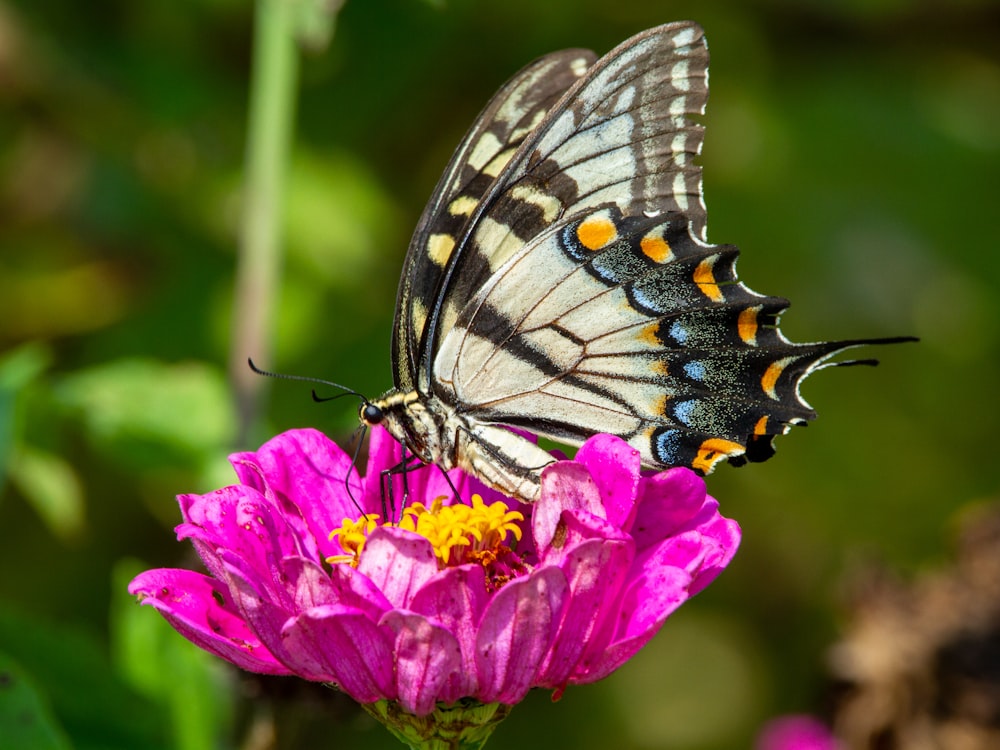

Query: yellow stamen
left=326, top=496, right=525, bottom=579
left=327, top=513, right=383, bottom=566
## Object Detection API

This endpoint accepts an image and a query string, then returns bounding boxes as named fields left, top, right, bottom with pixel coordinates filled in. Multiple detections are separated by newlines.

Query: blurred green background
left=1, top=0, right=998, bottom=748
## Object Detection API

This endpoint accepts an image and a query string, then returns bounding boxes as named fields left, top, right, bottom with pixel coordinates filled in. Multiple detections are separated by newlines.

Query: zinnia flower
left=757, top=715, right=841, bottom=750
left=130, top=426, right=740, bottom=746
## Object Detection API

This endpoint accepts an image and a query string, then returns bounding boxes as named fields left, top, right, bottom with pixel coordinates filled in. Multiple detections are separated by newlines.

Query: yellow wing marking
left=640, top=230, right=673, bottom=263
left=427, top=233, right=456, bottom=267
left=693, top=257, right=724, bottom=302
left=753, top=415, right=769, bottom=436
left=761, top=356, right=794, bottom=400
left=738, top=305, right=760, bottom=345
left=448, top=195, right=479, bottom=217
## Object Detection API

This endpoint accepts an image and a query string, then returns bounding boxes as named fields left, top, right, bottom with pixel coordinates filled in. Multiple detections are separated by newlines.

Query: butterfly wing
left=393, top=47, right=597, bottom=391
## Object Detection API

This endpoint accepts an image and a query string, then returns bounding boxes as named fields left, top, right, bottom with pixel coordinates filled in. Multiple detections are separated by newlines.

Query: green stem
left=230, top=0, right=300, bottom=447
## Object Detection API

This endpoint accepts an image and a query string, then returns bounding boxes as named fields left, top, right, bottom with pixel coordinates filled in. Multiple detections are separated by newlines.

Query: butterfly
left=360, top=21, right=910, bottom=503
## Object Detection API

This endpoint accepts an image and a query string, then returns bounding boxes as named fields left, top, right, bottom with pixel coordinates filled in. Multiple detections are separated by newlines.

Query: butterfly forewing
left=393, top=49, right=597, bottom=390
left=420, top=23, right=710, bottom=384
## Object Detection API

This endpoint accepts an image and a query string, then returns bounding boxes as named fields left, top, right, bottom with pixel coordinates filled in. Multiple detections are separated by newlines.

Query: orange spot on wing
left=577, top=215, right=618, bottom=250
left=693, top=258, right=724, bottom=302
left=640, top=233, right=673, bottom=263
left=761, top=358, right=792, bottom=400
left=738, top=306, right=760, bottom=345
left=692, top=438, right=744, bottom=474
left=753, top=415, right=769, bottom=436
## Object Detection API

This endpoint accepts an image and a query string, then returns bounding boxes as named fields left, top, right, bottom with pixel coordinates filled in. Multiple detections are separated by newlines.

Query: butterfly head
left=360, top=402, right=384, bottom=425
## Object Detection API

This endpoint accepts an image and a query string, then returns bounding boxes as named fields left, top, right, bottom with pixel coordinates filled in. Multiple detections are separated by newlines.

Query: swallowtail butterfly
left=361, top=21, right=908, bottom=503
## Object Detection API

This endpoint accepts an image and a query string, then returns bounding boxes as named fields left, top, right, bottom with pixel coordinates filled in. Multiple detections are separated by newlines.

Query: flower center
left=328, top=495, right=526, bottom=590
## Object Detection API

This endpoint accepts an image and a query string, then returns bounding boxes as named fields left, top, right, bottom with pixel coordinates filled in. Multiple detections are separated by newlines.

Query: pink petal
left=534, top=463, right=604, bottom=551
left=540, top=507, right=629, bottom=567
left=476, top=567, right=568, bottom=703
left=688, top=516, right=741, bottom=596
left=230, top=428, right=365, bottom=560
left=206, top=497, right=307, bottom=606
left=175, top=486, right=267, bottom=579
left=381, top=611, right=462, bottom=715
left=409, top=565, right=488, bottom=699
left=218, top=554, right=311, bottom=676
left=129, top=568, right=290, bottom=675
left=630, top=468, right=710, bottom=548
left=280, top=556, right=339, bottom=610
left=356, top=526, right=440, bottom=609
left=574, top=434, right=642, bottom=528
left=281, top=604, right=396, bottom=703
left=326, top=563, right=393, bottom=618
left=178, top=486, right=311, bottom=610
left=538, top=538, right=633, bottom=687
left=575, top=565, right=692, bottom=682
left=757, top=715, right=840, bottom=750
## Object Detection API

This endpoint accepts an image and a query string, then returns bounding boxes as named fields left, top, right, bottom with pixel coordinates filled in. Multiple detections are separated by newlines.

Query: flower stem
left=230, top=0, right=301, bottom=447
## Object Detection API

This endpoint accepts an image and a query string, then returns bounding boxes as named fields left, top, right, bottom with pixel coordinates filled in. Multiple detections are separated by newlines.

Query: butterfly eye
left=361, top=403, right=383, bottom=425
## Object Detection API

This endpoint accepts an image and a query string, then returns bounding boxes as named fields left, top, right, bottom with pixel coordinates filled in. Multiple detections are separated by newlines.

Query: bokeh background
left=2, top=0, right=998, bottom=748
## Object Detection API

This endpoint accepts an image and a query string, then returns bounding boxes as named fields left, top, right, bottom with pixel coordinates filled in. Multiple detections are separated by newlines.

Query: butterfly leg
left=379, top=449, right=428, bottom=522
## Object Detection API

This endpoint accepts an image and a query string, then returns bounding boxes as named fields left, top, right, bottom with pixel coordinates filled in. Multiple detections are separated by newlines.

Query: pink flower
left=130, top=426, right=739, bottom=716
left=757, top=716, right=840, bottom=750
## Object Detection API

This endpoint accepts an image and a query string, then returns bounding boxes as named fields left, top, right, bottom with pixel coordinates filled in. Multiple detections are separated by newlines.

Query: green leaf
left=111, top=559, right=235, bottom=750
left=0, top=652, right=72, bottom=750
left=0, top=604, right=169, bottom=750
left=283, top=148, right=401, bottom=288
left=7, top=445, right=85, bottom=540
left=54, top=358, right=235, bottom=471
left=0, top=343, right=52, bottom=489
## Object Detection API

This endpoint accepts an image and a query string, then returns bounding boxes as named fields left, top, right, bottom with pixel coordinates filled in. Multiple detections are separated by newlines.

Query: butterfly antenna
left=249, top=357, right=372, bottom=516
left=247, top=358, right=369, bottom=404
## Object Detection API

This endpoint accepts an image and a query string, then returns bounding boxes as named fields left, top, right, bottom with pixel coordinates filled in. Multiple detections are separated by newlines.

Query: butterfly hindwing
left=434, top=206, right=855, bottom=474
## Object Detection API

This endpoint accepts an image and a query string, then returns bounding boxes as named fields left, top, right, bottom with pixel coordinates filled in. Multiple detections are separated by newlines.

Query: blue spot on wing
left=673, top=399, right=697, bottom=426
left=683, top=360, right=706, bottom=381
left=654, top=429, right=684, bottom=464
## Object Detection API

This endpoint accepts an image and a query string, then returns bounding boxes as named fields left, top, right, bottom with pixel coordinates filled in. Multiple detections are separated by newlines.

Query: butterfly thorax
left=363, top=390, right=554, bottom=503
left=363, top=390, right=449, bottom=468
